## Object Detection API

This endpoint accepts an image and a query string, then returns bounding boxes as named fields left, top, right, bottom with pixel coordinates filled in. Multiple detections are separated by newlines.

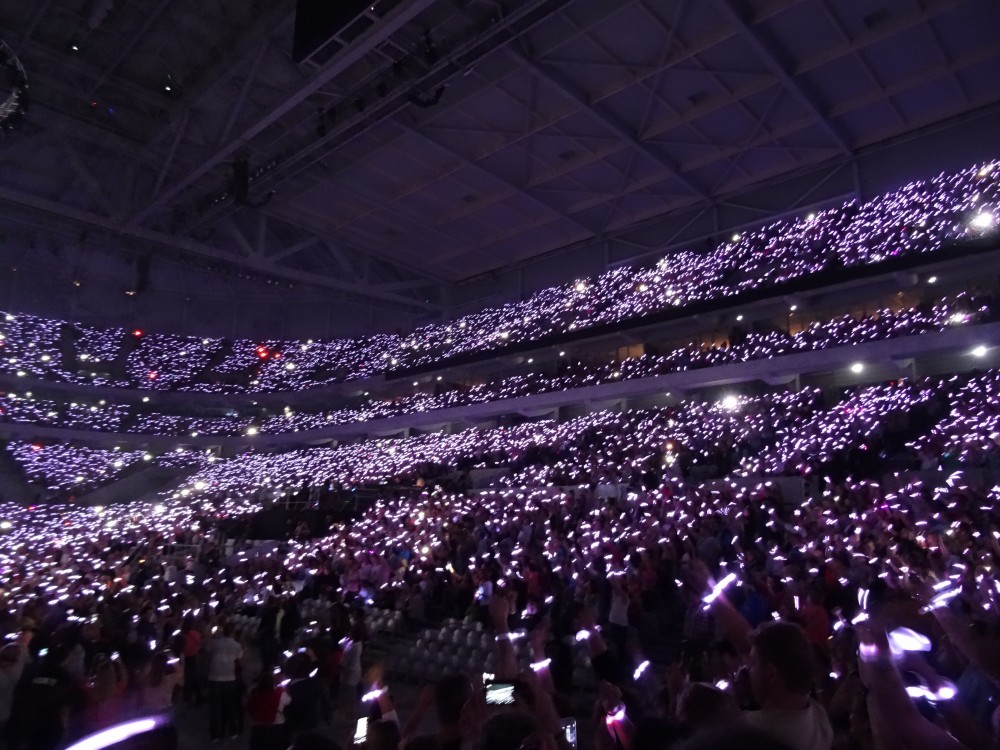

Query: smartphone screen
left=485, top=682, right=516, bottom=706
left=353, top=717, right=368, bottom=745
left=561, top=718, right=578, bottom=750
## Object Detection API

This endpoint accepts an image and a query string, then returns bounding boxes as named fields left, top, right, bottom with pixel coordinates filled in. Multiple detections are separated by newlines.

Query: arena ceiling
left=0, top=0, right=999, bottom=315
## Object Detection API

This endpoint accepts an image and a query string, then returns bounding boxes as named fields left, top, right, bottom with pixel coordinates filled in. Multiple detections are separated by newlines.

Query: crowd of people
left=0, top=361, right=998, bottom=749
left=4, top=442, right=214, bottom=495
left=0, top=292, right=994, bottom=446
left=0, top=162, right=997, bottom=395
left=11, top=363, right=1000, bottom=503
left=0, top=164, right=999, bottom=749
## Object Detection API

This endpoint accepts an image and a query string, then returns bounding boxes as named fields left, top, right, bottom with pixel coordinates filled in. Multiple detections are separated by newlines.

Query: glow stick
left=65, top=717, right=164, bottom=750
left=633, top=660, right=649, bottom=680
left=530, top=658, right=551, bottom=672
left=702, top=572, right=737, bottom=609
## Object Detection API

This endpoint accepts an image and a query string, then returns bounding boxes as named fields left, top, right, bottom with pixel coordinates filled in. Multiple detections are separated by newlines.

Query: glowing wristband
left=905, top=680, right=958, bottom=702
left=858, top=643, right=882, bottom=663
left=605, top=703, right=626, bottom=725
left=887, top=627, right=932, bottom=654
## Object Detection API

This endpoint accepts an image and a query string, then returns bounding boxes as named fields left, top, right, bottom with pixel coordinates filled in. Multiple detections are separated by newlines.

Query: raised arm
left=858, top=628, right=969, bottom=750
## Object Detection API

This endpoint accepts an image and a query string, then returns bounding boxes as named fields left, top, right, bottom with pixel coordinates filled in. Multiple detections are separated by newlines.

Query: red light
left=132, top=329, right=143, bottom=337
left=148, top=371, right=158, bottom=380
left=273, top=352, right=281, bottom=360
left=31, top=444, right=42, bottom=451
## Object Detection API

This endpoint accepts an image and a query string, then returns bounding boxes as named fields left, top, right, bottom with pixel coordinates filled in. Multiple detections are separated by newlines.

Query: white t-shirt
left=743, top=699, right=833, bottom=750
left=340, top=640, right=363, bottom=687
left=206, top=637, right=243, bottom=682
left=609, top=590, right=629, bottom=627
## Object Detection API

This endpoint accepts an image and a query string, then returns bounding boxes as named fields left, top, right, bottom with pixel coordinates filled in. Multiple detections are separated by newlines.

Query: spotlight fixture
left=850, top=363, right=864, bottom=374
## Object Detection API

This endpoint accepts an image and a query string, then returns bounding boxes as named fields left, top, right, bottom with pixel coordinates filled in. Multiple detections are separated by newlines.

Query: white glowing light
left=702, top=572, right=737, bottom=608
left=633, top=660, right=649, bottom=680
left=888, top=627, right=932, bottom=653
left=970, top=212, right=994, bottom=230
left=65, top=717, right=162, bottom=750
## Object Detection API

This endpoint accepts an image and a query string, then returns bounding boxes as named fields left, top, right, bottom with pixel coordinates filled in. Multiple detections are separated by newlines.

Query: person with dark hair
left=82, top=654, right=128, bottom=734
left=287, top=731, right=342, bottom=750
left=401, top=675, right=473, bottom=750
left=677, top=683, right=740, bottom=735
left=403, top=733, right=440, bottom=750
left=678, top=725, right=796, bottom=750
left=280, top=600, right=302, bottom=647
left=140, top=651, right=184, bottom=715
left=206, top=622, right=244, bottom=743
left=744, top=621, right=832, bottom=750
left=0, top=632, right=30, bottom=744
left=481, top=712, right=539, bottom=750
left=180, top=615, right=204, bottom=705
left=246, top=670, right=290, bottom=750
left=285, top=651, right=330, bottom=737
left=8, top=644, right=86, bottom=750
left=338, top=624, right=365, bottom=715
left=367, top=719, right=402, bottom=750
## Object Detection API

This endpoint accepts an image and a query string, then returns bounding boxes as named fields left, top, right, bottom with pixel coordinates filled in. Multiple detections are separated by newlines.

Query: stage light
left=850, top=363, right=864, bottom=374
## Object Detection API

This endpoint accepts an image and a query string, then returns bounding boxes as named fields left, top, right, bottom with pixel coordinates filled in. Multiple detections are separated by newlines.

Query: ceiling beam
left=712, top=0, right=853, bottom=156
left=125, top=0, right=442, bottom=229
left=143, top=5, right=297, bottom=148
left=195, top=0, right=583, bottom=231
left=0, top=187, right=441, bottom=312
left=260, top=203, right=453, bottom=286
left=266, top=236, right=321, bottom=263
left=400, top=121, right=601, bottom=236
left=508, top=48, right=711, bottom=200
left=84, top=0, right=173, bottom=99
